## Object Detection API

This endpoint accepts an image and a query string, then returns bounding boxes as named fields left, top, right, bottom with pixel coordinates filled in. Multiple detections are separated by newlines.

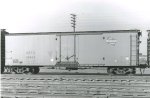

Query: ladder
left=130, top=34, right=139, bottom=66
left=147, top=39, right=150, bottom=65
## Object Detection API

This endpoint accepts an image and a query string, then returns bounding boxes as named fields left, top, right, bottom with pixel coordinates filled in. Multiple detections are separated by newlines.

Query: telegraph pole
left=70, top=14, right=76, bottom=62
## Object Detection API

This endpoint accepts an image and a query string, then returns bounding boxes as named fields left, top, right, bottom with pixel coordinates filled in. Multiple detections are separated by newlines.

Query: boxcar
left=1, top=29, right=142, bottom=74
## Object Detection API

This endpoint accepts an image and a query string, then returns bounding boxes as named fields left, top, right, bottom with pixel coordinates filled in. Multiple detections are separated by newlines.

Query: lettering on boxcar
left=106, top=37, right=117, bottom=46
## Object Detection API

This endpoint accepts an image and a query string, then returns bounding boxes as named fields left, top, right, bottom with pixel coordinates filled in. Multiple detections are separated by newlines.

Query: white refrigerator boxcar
left=5, top=32, right=139, bottom=67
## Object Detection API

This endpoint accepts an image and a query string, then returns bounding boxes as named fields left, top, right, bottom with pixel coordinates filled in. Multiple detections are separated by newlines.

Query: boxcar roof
left=4, top=29, right=141, bottom=36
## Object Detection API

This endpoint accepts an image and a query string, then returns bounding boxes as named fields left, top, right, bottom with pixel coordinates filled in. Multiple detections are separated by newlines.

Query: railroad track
left=1, top=75, right=150, bottom=98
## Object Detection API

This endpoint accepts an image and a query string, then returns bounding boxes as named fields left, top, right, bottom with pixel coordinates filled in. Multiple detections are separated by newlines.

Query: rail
left=1, top=75, right=150, bottom=98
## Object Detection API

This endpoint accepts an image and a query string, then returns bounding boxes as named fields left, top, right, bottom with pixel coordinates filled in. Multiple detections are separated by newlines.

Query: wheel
left=125, top=68, right=136, bottom=75
left=34, top=67, right=40, bottom=74
left=107, top=67, right=116, bottom=75
left=131, top=68, right=136, bottom=74
left=29, top=67, right=35, bottom=74
left=124, top=68, right=131, bottom=75
left=116, top=68, right=127, bottom=75
left=29, top=67, right=40, bottom=74
left=107, top=68, right=111, bottom=74
left=22, top=67, right=28, bottom=74
left=5, top=67, right=10, bottom=73
left=11, top=67, right=18, bottom=74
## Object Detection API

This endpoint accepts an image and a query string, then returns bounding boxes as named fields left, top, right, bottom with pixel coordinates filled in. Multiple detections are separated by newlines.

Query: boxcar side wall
left=5, top=31, right=140, bottom=67
left=5, top=35, right=57, bottom=66
left=77, top=33, right=139, bottom=66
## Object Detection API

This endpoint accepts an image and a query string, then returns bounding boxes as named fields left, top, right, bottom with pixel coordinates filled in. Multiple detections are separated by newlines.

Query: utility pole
left=70, top=14, right=76, bottom=62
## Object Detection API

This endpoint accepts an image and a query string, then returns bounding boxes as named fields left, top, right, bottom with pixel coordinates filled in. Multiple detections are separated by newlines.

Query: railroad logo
left=106, top=37, right=117, bottom=46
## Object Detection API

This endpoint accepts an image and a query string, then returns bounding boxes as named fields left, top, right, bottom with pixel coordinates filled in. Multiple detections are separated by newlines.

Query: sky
left=0, top=0, right=150, bottom=55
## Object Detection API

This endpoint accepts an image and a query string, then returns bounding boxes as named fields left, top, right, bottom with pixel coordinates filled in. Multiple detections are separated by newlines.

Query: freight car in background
left=1, top=29, right=149, bottom=75
left=147, top=30, right=150, bottom=66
